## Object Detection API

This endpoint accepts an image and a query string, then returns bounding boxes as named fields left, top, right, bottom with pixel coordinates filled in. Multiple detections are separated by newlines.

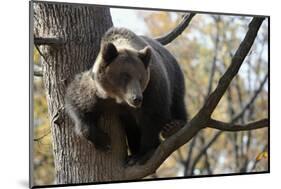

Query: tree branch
left=123, top=17, right=266, bottom=180
left=207, top=118, right=268, bottom=131
left=34, top=37, right=65, bottom=46
left=124, top=121, right=201, bottom=179
left=189, top=73, right=267, bottom=173
left=155, top=13, right=196, bottom=45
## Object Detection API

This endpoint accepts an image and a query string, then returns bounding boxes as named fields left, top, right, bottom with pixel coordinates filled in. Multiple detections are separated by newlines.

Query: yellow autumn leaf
left=256, top=152, right=268, bottom=161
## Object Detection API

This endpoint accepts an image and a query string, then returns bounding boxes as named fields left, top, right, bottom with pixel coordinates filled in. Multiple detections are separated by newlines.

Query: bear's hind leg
left=120, top=114, right=141, bottom=155
left=126, top=116, right=162, bottom=165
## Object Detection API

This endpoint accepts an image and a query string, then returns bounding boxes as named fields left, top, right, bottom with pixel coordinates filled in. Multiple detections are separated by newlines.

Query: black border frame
left=29, top=1, right=270, bottom=188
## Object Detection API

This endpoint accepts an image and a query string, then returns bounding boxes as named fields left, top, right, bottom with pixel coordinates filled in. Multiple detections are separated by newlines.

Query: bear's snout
left=130, top=95, right=142, bottom=108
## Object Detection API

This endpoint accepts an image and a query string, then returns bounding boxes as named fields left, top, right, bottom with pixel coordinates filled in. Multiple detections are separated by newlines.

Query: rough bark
left=33, top=2, right=127, bottom=184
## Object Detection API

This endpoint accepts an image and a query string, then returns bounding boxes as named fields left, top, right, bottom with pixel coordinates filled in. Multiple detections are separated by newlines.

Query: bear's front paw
left=160, top=120, right=185, bottom=139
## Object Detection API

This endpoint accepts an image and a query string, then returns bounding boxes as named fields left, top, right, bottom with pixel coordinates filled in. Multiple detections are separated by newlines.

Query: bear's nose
left=132, top=95, right=142, bottom=106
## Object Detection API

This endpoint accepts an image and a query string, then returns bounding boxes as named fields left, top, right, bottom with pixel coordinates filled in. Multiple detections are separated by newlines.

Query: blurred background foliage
left=33, top=47, right=55, bottom=185
left=33, top=9, right=268, bottom=185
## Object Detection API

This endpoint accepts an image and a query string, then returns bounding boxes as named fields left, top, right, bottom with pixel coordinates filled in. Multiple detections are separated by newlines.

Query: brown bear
left=65, top=27, right=187, bottom=165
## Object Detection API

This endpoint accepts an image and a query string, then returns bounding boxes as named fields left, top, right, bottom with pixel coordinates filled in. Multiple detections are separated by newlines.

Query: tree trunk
left=33, top=2, right=128, bottom=184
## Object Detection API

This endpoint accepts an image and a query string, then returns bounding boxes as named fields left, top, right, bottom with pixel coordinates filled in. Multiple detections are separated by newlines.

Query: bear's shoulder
left=65, top=71, right=97, bottom=111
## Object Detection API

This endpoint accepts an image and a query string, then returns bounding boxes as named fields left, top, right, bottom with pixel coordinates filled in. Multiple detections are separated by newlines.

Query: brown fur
left=92, top=45, right=150, bottom=107
left=65, top=27, right=187, bottom=164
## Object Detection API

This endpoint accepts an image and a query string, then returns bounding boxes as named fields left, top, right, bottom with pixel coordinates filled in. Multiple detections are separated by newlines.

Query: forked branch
left=124, top=17, right=266, bottom=180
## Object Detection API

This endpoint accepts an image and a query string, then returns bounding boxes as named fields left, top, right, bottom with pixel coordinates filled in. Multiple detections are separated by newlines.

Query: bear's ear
left=102, top=42, right=118, bottom=63
left=138, top=46, right=151, bottom=69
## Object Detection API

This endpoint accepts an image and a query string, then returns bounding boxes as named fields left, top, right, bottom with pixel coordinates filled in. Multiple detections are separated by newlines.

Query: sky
left=110, top=8, right=149, bottom=35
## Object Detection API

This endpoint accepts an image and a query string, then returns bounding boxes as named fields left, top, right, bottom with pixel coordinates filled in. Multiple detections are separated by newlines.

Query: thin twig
left=34, top=129, right=51, bottom=141
left=250, top=144, right=268, bottom=171
left=35, top=44, right=48, bottom=64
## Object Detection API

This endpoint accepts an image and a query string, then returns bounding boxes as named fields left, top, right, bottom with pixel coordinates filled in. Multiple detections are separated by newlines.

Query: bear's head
left=92, top=42, right=151, bottom=108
